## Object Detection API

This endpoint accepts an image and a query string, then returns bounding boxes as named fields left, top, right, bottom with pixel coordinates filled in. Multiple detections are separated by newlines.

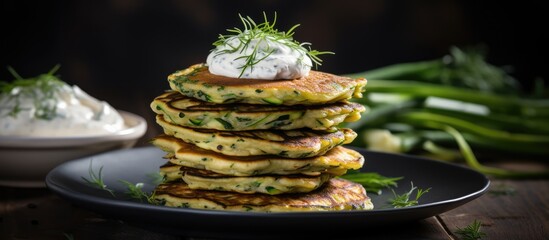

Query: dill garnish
left=388, top=181, right=431, bottom=208
left=81, top=160, right=115, bottom=196
left=455, top=220, right=487, bottom=240
left=211, top=12, right=333, bottom=78
left=118, top=180, right=160, bottom=204
left=0, top=64, right=65, bottom=120
left=81, top=160, right=162, bottom=204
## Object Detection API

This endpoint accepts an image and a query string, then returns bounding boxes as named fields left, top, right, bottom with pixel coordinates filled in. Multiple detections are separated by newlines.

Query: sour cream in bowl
left=0, top=67, right=147, bottom=187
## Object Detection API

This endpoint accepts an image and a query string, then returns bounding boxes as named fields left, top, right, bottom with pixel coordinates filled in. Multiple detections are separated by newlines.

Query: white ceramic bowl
left=0, top=110, right=147, bottom=188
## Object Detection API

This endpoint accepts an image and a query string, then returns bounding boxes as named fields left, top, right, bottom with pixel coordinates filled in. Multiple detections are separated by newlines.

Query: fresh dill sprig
left=339, top=170, right=403, bottom=195
left=388, top=181, right=431, bottom=208
left=118, top=180, right=159, bottom=205
left=455, top=220, right=487, bottom=240
left=80, top=161, right=162, bottom=204
left=212, top=12, right=334, bottom=78
left=81, top=160, right=115, bottom=196
left=1, top=64, right=65, bottom=120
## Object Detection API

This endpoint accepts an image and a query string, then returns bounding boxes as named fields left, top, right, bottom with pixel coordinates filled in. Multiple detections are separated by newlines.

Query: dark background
left=2, top=0, right=548, bottom=141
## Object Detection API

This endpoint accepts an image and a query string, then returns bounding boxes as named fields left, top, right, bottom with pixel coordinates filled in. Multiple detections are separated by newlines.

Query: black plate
left=46, top=146, right=489, bottom=239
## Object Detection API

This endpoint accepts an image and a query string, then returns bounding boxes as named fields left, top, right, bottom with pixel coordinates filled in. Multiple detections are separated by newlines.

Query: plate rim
left=46, top=146, right=490, bottom=218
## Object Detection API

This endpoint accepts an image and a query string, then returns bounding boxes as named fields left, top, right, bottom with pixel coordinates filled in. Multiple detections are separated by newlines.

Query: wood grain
left=438, top=180, right=549, bottom=240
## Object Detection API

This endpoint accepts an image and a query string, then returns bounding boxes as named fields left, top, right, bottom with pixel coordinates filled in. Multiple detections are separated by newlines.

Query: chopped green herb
left=180, top=202, right=190, bottom=208
left=215, top=118, right=234, bottom=129
left=189, top=118, right=204, bottom=126
left=196, top=90, right=212, bottom=102
left=248, top=115, right=270, bottom=127
left=1, top=65, right=66, bottom=120
left=81, top=160, right=115, bottom=196
left=265, top=186, right=278, bottom=194
left=236, top=117, right=252, bottom=122
left=173, top=72, right=199, bottom=83
left=222, top=94, right=237, bottom=103
left=262, top=97, right=283, bottom=105
left=278, top=150, right=288, bottom=157
left=118, top=180, right=161, bottom=205
left=388, top=182, right=431, bottom=208
left=455, top=220, right=487, bottom=240
left=266, top=114, right=290, bottom=124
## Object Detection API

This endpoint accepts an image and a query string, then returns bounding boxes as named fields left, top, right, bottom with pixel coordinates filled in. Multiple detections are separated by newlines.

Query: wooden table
left=1, top=163, right=547, bottom=240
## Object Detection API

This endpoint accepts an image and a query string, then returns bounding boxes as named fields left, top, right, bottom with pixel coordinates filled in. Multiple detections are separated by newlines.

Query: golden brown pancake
left=151, top=135, right=364, bottom=177
left=167, top=63, right=367, bottom=105
left=153, top=178, right=373, bottom=212
left=160, top=165, right=333, bottom=195
left=151, top=91, right=365, bottom=131
left=155, top=115, right=357, bottom=158
left=158, top=162, right=183, bottom=182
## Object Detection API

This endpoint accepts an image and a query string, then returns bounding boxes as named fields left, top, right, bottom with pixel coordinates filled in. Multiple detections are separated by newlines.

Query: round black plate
left=46, top=146, right=489, bottom=239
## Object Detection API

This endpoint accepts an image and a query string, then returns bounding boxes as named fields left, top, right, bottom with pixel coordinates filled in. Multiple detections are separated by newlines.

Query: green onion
left=343, top=46, right=549, bottom=179
left=339, top=170, right=402, bottom=195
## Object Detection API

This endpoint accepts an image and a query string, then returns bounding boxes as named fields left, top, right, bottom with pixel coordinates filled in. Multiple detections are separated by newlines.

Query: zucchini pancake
left=152, top=135, right=364, bottom=177
left=168, top=63, right=367, bottom=106
left=148, top=13, right=373, bottom=212
left=154, top=178, right=370, bottom=212
left=161, top=165, right=333, bottom=195
left=155, top=115, right=357, bottom=158
left=151, top=91, right=365, bottom=131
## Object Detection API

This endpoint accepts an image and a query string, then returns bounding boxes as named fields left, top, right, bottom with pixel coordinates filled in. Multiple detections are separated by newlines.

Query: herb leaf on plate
left=81, top=160, right=115, bottom=196
left=388, top=181, right=431, bottom=208
left=339, top=170, right=402, bottom=195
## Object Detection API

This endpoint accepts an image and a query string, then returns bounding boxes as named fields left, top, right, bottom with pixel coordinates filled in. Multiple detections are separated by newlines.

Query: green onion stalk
left=343, top=46, right=549, bottom=179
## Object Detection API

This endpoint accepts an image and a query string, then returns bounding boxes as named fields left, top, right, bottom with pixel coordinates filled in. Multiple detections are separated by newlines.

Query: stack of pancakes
left=149, top=63, right=373, bottom=212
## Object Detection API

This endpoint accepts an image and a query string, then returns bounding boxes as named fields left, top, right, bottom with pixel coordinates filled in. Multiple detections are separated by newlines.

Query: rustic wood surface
left=1, top=174, right=547, bottom=239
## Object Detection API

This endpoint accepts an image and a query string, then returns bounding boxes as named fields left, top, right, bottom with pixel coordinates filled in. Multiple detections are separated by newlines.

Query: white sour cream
left=0, top=83, right=125, bottom=137
left=206, top=35, right=313, bottom=80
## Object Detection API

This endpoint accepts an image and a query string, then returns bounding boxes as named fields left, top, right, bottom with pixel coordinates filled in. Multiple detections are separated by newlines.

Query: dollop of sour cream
left=0, top=82, right=125, bottom=137
left=206, top=35, right=313, bottom=80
